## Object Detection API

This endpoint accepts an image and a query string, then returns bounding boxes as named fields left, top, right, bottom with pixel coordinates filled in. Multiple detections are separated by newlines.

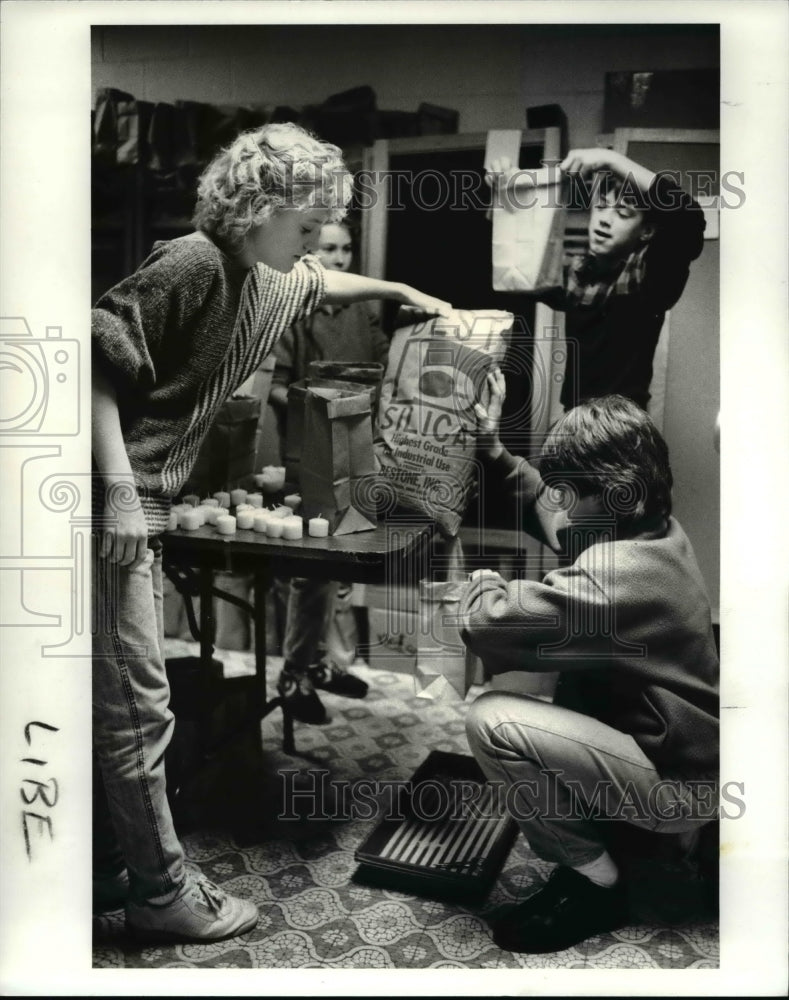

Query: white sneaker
left=126, top=874, right=258, bottom=943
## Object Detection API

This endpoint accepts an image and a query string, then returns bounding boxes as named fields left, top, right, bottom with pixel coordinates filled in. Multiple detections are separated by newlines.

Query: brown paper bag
left=307, top=360, right=385, bottom=411
left=182, top=394, right=261, bottom=496
left=299, top=385, right=378, bottom=535
left=490, top=167, right=566, bottom=292
left=284, top=381, right=309, bottom=485
left=285, top=373, right=380, bottom=488
left=486, top=130, right=567, bottom=293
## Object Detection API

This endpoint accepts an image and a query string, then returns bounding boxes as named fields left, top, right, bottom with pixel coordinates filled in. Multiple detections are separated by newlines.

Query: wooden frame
left=607, top=128, right=720, bottom=430
left=360, top=128, right=561, bottom=280
left=599, top=128, right=721, bottom=239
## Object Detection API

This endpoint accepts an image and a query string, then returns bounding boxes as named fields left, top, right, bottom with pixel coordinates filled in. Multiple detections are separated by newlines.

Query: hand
left=396, top=284, right=452, bottom=317
left=560, top=148, right=623, bottom=177
left=473, top=367, right=506, bottom=459
left=485, top=157, right=536, bottom=215
left=469, top=568, right=503, bottom=583
left=100, top=500, right=149, bottom=570
left=484, top=156, right=524, bottom=191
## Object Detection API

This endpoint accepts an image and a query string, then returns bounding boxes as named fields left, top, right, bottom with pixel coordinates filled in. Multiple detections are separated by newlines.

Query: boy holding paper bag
left=460, top=371, right=719, bottom=953
left=487, top=148, right=705, bottom=410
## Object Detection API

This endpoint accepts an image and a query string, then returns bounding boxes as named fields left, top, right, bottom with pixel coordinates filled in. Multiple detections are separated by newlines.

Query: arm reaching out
left=323, top=269, right=452, bottom=316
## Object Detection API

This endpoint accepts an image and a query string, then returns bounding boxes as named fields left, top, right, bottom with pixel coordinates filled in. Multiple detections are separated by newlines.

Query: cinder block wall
left=92, top=23, right=718, bottom=145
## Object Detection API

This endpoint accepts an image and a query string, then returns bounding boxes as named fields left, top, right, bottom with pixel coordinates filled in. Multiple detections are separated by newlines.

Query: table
left=162, top=518, right=437, bottom=760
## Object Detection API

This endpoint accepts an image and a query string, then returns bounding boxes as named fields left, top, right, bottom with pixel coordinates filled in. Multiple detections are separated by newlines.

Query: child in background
left=269, top=219, right=392, bottom=724
left=269, top=219, right=390, bottom=398
left=461, top=372, right=719, bottom=953
left=92, top=122, right=450, bottom=943
left=487, top=148, right=706, bottom=410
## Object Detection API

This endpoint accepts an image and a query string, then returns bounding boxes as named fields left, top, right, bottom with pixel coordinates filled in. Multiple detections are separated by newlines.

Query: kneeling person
left=461, top=377, right=719, bottom=953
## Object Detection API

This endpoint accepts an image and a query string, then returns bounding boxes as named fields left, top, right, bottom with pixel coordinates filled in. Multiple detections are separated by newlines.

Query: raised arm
left=559, top=148, right=656, bottom=195
left=560, top=147, right=706, bottom=305
left=323, top=269, right=451, bottom=316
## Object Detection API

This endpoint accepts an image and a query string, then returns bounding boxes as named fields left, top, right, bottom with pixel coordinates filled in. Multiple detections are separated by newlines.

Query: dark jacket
left=461, top=452, right=719, bottom=779
left=539, top=174, right=706, bottom=409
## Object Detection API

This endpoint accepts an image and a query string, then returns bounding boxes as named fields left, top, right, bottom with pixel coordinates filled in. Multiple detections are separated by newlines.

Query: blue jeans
left=92, top=537, right=186, bottom=902
left=466, top=691, right=716, bottom=868
left=281, top=578, right=355, bottom=671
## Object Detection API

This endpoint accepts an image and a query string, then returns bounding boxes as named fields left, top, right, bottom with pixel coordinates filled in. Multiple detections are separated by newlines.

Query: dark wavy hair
left=539, top=395, right=673, bottom=527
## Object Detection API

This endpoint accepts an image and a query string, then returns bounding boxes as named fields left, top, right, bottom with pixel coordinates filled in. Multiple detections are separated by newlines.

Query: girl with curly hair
left=91, top=122, right=450, bottom=944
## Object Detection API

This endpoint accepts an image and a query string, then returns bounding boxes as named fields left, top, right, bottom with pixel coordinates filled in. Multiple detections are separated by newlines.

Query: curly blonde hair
left=193, top=122, right=353, bottom=252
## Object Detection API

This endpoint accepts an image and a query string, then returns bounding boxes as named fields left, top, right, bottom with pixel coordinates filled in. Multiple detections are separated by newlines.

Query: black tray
left=353, top=750, right=517, bottom=903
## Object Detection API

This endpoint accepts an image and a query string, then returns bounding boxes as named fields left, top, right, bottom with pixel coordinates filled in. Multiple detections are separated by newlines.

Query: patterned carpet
left=92, top=648, right=718, bottom=970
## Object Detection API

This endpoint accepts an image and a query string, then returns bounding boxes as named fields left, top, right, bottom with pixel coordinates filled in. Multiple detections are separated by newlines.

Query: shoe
left=307, top=658, right=369, bottom=699
left=488, top=866, right=629, bottom=953
left=93, top=868, right=130, bottom=913
left=126, top=874, right=259, bottom=943
left=277, top=668, right=328, bottom=724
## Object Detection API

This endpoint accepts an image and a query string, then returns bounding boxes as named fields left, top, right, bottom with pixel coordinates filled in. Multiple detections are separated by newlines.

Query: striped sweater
left=92, top=233, right=326, bottom=534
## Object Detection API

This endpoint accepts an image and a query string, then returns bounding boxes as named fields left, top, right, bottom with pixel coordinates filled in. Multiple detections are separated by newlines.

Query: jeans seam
left=488, top=724, right=602, bottom=866
left=492, top=718, right=656, bottom=772
left=483, top=718, right=658, bottom=866
left=106, top=580, right=175, bottom=896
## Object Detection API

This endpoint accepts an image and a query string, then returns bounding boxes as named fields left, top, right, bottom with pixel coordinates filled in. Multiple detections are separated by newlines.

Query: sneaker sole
left=126, top=911, right=259, bottom=944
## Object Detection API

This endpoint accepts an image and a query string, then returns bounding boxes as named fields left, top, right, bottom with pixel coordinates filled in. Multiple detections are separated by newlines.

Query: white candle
left=214, top=491, right=231, bottom=508
left=268, top=505, right=292, bottom=519
left=281, top=515, right=303, bottom=540
left=202, top=497, right=220, bottom=507
left=182, top=493, right=200, bottom=508
left=216, top=514, right=236, bottom=536
left=236, top=509, right=255, bottom=530
left=256, top=465, right=286, bottom=493
left=308, top=516, right=330, bottom=538
left=235, top=502, right=254, bottom=513
left=167, top=509, right=179, bottom=531
left=252, top=512, right=271, bottom=533
left=180, top=508, right=201, bottom=530
left=202, top=505, right=221, bottom=525
left=192, top=506, right=208, bottom=526
left=283, top=493, right=302, bottom=511
left=230, top=488, right=247, bottom=506
left=265, top=517, right=285, bottom=538
left=247, top=492, right=264, bottom=508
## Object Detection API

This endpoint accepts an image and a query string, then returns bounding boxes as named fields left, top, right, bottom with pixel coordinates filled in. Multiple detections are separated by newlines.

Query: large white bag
left=375, top=310, right=512, bottom=536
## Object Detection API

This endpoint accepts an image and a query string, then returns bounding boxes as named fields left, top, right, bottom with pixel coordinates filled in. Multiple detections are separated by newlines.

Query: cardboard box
left=364, top=605, right=418, bottom=675
left=354, top=582, right=419, bottom=614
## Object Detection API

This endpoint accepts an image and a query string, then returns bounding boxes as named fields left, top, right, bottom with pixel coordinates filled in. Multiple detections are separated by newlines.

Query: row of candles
left=168, top=486, right=330, bottom=538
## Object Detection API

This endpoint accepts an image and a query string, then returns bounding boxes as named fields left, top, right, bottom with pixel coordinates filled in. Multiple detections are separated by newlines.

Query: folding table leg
left=252, top=570, right=295, bottom=754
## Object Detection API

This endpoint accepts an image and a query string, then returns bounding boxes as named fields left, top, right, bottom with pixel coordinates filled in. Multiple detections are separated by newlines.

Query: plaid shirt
left=562, top=244, right=649, bottom=312
left=536, top=174, right=705, bottom=408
